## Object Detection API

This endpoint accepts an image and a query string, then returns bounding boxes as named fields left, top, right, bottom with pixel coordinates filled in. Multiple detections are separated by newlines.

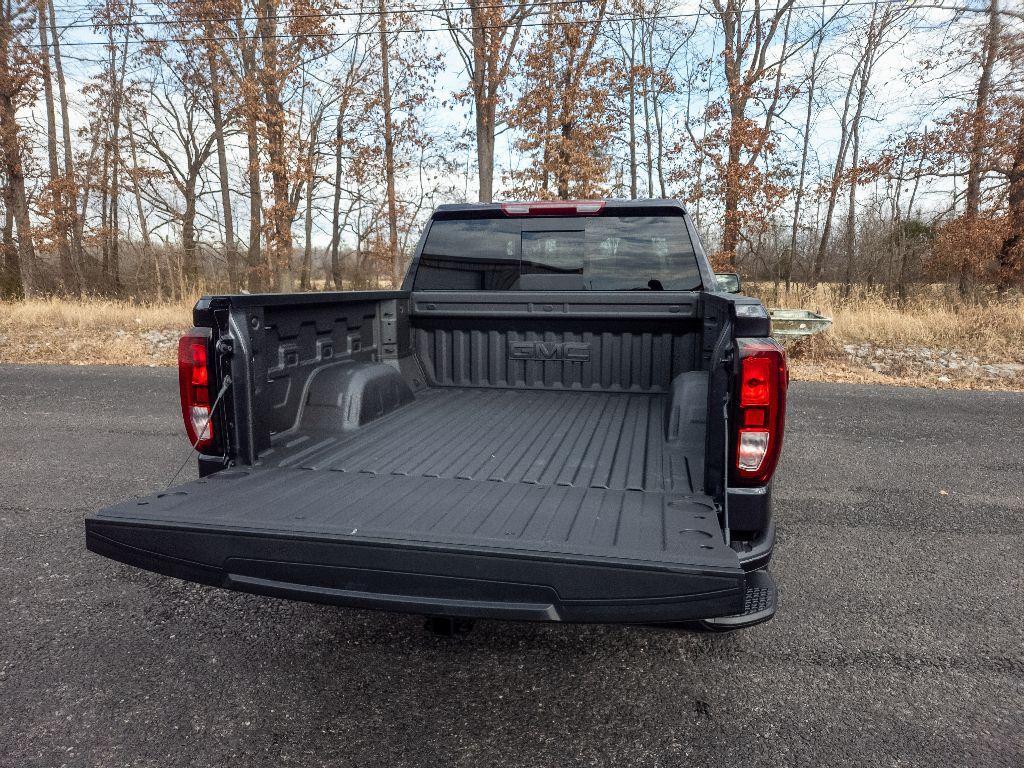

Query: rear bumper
left=696, top=569, right=777, bottom=630
left=86, top=519, right=770, bottom=625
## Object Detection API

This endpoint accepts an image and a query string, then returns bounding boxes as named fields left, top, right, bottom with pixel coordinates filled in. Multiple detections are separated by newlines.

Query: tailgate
left=86, top=466, right=747, bottom=623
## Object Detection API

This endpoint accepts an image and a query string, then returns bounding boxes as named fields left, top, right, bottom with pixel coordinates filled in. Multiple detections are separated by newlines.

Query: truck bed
left=88, top=387, right=750, bottom=623
left=269, top=387, right=700, bottom=492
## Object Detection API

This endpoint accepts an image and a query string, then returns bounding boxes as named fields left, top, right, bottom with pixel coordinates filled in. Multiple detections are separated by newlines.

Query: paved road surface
left=2, top=365, right=1021, bottom=767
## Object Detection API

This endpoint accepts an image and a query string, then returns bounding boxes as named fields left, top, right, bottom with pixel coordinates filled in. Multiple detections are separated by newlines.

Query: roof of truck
left=431, top=198, right=688, bottom=217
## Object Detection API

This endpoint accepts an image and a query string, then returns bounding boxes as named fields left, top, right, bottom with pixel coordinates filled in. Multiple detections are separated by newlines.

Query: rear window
left=413, top=214, right=703, bottom=291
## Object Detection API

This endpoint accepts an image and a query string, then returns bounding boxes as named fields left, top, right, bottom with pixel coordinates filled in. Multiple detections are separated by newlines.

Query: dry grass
left=0, top=297, right=194, bottom=366
left=2, top=296, right=194, bottom=330
left=758, top=284, right=1024, bottom=362
left=751, top=284, right=1024, bottom=389
left=1, top=289, right=1022, bottom=389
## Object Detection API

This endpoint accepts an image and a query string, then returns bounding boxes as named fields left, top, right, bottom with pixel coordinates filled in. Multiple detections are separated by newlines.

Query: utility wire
left=34, top=0, right=951, bottom=48
left=56, top=0, right=590, bottom=32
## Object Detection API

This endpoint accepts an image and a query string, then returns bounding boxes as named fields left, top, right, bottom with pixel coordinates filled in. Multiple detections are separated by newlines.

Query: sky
left=25, top=0, right=992, bottom=253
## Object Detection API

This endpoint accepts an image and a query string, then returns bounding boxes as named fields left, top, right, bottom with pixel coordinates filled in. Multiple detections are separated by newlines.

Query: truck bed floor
left=269, top=387, right=698, bottom=494
left=88, top=388, right=742, bottom=622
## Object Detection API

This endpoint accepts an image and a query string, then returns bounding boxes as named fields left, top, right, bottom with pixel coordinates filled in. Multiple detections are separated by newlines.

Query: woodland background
left=0, top=0, right=1021, bottom=302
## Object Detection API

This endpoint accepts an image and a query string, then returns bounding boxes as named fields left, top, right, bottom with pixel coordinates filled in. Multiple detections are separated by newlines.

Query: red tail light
left=500, top=200, right=606, bottom=216
left=178, top=328, right=215, bottom=452
left=732, top=338, right=787, bottom=486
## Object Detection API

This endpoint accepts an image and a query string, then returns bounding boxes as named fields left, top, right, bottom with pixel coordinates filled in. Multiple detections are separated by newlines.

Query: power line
left=54, top=0, right=588, bottom=32
left=27, top=0, right=968, bottom=50
left=59, top=0, right=949, bottom=34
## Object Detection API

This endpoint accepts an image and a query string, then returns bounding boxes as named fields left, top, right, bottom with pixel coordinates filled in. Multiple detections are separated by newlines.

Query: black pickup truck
left=86, top=199, right=787, bottom=632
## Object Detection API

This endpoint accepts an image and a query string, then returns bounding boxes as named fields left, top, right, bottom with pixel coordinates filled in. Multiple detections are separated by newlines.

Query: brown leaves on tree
left=0, top=0, right=1023, bottom=298
left=506, top=0, right=615, bottom=200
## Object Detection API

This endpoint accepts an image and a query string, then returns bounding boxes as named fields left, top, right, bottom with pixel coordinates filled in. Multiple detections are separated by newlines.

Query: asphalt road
left=2, top=365, right=1022, bottom=768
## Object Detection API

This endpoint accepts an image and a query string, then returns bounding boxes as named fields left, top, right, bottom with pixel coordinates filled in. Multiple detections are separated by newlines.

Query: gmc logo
left=508, top=341, right=591, bottom=362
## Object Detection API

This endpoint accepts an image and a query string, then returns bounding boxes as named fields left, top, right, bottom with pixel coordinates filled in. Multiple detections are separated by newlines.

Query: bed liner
left=87, top=388, right=749, bottom=622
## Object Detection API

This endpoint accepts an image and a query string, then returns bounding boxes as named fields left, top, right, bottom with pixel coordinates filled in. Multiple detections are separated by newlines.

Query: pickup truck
left=86, top=199, right=786, bottom=634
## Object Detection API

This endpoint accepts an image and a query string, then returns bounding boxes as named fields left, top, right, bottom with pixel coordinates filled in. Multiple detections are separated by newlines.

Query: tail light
left=178, top=328, right=215, bottom=452
left=732, top=338, right=787, bottom=486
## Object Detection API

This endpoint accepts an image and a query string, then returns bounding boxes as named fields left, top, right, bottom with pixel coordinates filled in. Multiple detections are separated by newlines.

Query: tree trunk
left=965, top=0, right=999, bottom=219
left=0, top=93, right=35, bottom=296
left=640, top=31, right=653, bottom=197
left=710, top=0, right=795, bottom=268
left=813, top=4, right=895, bottom=288
left=126, top=124, right=153, bottom=292
left=0, top=177, right=20, bottom=298
left=720, top=136, right=742, bottom=267
left=300, top=178, right=314, bottom=290
left=330, top=106, right=345, bottom=289
left=459, top=0, right=529, bottom=202
left=104, top=19, right=130, bottom=294
left=717, top=5, right=743, bottom=268
left=788, top=14, right=823, bottom=290
left=469, top=1, right=492, bottom=203
left=557, top=119, right=571, bottom=198
left=540, top=77, right=552, bottom=195
left=206, top=33, right=238, bottom=290
left=238, top=26, right=264, bottom=292
left=811, top=57, right=861, bottom=286
left=99, top=127, right=111, bottom=288
left=652, top=91, right=667, bottom=198
left=244, top=111, right=263, bottom=291
left=37, top=0, right=77, bottom=293
left=997, top=109, right=1024, bottom=288
left=627, top=23, right=637, bottom=199
left=48, top=0, right=81, bottom=274
left=897, top=138, right=925, bottom=301
left=299, top=117, right=319, bottom=291
left=378, top=0, right=400, bottom=288
left=476, top=102, right=495, bottom=203
left=76, top=135, right=101, bottom=283
left=962, top=0, right=999, bottom=294
left=256, top=0, right=294, bottom=292
left=182, top=177, right=198, bottom=286
left=555, top=56, right=574, bottom=199
left=843, top=116, right=862, bottom=291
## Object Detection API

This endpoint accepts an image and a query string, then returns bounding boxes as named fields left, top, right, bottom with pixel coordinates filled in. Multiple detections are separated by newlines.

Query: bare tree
left=45, top=0, right=84, bottom=278
left=377, top=0, right=399, bottom=286
left=328, top=33, right=368, bottom=289
left=206, top=30, right=240, bottom=290
left=137, top=77, right=217, bottom=287
left=234, top=17, right=265, bottom=291
left=812, top=2, right=911, bottom=286
left=298, top=87, right=327, bottom=290
left=443, top=0, right=534, bottom=202
left=961, top=0, right=1000, bottom=293
left=785, top=1, right=827, bottom=289
left=36, top=0, right=76, bottom=292
left=707, top=0, right=797, bottom=266
left=0, top=0, right=36, bottom=297
left=998, top=107, right=1024, bottom=287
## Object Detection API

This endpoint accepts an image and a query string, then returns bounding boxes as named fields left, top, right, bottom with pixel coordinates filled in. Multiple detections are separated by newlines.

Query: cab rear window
left=413, top=214, right=702, bottom=291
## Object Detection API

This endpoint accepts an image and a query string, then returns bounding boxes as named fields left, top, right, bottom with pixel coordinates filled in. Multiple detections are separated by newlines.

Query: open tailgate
left=87, top=465, right=748, bottom=624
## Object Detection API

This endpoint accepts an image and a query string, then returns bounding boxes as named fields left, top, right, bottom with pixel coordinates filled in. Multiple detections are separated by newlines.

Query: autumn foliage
left=0, top=0, right=1021, bottom=300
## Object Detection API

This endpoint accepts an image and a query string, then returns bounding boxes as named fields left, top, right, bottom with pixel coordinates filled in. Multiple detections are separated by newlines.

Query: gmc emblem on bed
left=508, top=341, right=591, bottom=362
